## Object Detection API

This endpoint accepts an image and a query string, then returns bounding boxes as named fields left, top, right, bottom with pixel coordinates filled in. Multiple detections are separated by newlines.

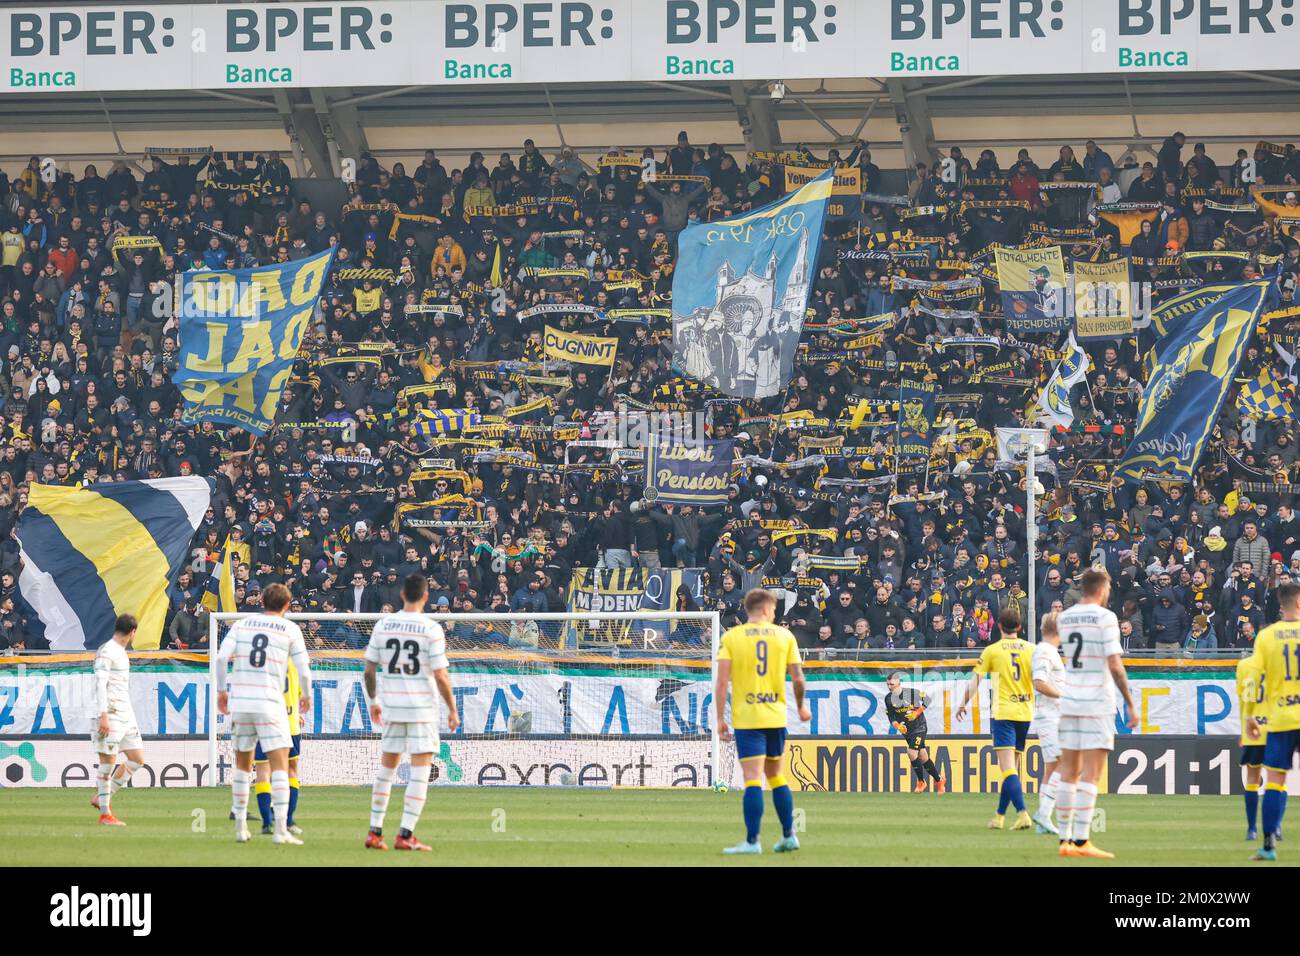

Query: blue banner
left=896, top=378, right=936, bottom=470
left=1117, top=279, right=1277, bottom=483
left=173, top=249, right=335, bottom=434
left=672, top=170, right=833, bottom=399
left=644, top=439, right=736, bottom=505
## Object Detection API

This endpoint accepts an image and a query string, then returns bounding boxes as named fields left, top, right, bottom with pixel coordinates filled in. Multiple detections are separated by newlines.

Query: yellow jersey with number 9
left=1248, top=620, right=1300, bottom=733
left=974, top=637, right=1035, bottom=721
left=719, top=622, right=800, bottom=730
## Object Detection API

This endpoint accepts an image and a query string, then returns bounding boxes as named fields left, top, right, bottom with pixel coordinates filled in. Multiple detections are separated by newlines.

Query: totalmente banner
left=6, top=3, right=1297, bottom=94
left=644, top=439, right=735, bottom=505
left=0, top=654, right=1250, bottom=739
left=174, top=249, right=334, bottom=434
left=996, top=246, right=1068, bottom=333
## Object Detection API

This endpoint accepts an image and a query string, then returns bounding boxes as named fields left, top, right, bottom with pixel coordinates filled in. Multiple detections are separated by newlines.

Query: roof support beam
left=887, top=78, right=935, bottom=170
left=729, top=81, right=782, bottom=151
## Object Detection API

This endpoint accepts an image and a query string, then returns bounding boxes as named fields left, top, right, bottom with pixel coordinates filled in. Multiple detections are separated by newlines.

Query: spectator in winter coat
left=1150, top=588, right=1190, bottom=649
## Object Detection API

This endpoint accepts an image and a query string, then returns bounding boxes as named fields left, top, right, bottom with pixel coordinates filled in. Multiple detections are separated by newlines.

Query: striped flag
left=17, top=477, right=213, bottom=650
left=201, top=535, right=237, bottom=613
left=412, top=408, right=482, bottom=437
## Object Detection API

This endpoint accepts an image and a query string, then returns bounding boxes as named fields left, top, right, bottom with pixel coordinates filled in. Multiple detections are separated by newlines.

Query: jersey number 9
left=756, top=639, right=768, bottom=676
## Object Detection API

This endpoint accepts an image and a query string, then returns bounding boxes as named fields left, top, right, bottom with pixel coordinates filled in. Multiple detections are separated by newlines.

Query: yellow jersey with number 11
left=719, top=622, right=800, bottom=730
left=1248, top=620, right=1300, bottom=733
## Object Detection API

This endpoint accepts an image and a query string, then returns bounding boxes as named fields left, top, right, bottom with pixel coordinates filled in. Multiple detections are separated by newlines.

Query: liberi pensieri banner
left=3, top=1, right=1298, bottom=93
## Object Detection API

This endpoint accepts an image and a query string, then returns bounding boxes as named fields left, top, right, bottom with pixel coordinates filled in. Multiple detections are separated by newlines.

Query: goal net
left=207, top=611, right=737, bottom=789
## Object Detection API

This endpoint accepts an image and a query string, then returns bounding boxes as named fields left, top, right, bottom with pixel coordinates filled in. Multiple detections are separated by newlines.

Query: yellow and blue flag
left=174, top=248, right=335, bottom=435
left=671, top=169, right=833, bottom=400
left=201, top=535, right=237, bottom=613
left=413, top=408, right=482, bottom=438
left=1236, top=367, right=1295, bottom=421
left=1117, top=279, right=1277, bottom=483
left=16, top=477, right=213, bottom=650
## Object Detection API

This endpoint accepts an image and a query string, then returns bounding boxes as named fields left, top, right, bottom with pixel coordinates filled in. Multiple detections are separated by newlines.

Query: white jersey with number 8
left=1055, top=602, right=1124, bottom=718
left=364, top=612, right=449, bottom=725
left=217, top=614, right=312, bottom=718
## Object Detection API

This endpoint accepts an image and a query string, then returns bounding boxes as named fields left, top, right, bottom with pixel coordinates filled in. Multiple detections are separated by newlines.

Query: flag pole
left=1027, top=447, right=1037, bottom=643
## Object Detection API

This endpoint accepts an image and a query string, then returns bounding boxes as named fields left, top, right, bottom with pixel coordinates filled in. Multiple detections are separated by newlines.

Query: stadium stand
left=0, top=132, right=1298, bottom=654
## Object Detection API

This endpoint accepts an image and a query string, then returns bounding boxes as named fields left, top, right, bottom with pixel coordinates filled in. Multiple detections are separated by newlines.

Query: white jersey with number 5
left=217, top=614, right=312, bottom=717
left=1055, top=602, right=1124, bottom=718
left=364, top=612, right=448, bottom=724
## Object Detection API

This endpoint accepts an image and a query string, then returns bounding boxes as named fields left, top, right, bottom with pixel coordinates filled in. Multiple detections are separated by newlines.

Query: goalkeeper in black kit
left=885, top=672, right=945, bottom=793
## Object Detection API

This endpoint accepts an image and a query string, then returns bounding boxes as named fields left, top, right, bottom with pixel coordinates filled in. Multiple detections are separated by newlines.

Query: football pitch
left=1, top=788, right=1294, bottom=867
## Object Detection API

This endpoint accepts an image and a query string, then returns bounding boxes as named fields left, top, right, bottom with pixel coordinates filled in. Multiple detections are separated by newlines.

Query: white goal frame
left=207, top=610, right=723, bottom=787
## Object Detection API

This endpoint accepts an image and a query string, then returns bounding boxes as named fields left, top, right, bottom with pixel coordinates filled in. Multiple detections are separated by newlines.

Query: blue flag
left=672, top=170, right=833, bottom=399
left=1117, top=279, right=1277, bottom=483
left=174, top=249, right=335, bottom=434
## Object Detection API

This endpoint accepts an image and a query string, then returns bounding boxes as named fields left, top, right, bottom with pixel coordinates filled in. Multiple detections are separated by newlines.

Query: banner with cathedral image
left=671, top=170, right=834, bottom=399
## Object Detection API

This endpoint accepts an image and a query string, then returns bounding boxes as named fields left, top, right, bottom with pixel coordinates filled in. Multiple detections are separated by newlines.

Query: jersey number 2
left=386, top=638, right=421, bottom=675
left=1067, top=632, right=1084, bottom=669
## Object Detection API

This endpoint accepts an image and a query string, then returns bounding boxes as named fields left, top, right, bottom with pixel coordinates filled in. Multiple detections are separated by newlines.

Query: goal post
left=207, top=610, right=735, bottom=789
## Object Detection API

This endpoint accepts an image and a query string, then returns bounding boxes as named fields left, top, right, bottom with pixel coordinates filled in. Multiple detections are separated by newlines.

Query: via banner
left=672, top=170, right=832, bottom=400
left=1073, top=257, right=1134, bottom=341
left=174, top=248, right=335, bottom=434
left=896, top=379, right=936, bottom=469
left=644, top=439, right=735, bottom=505
left=995, top=246, right=1068, bottom=333
left=1118, top=280, right=1277, bottom=483
left=543, top=325, right=618, bottom=367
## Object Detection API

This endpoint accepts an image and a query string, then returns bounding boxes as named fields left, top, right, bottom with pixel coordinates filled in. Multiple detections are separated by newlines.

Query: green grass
left=0, top=788, right=1291, bottom=866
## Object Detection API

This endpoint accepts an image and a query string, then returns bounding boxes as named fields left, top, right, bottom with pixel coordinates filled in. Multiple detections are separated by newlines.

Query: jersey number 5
left=386, top=638, right=421, bottom=675
left=1067, top=632, right=1084, bottom=669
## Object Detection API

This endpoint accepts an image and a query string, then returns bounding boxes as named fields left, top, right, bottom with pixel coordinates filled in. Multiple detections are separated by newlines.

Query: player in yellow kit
left=1245, top=581, right=1300, bottom=861
left=251, top=659, right=304, bottom=836
left=714, top=588, right=811, bottom=856
left=956, top=607, right=1035, bottom=831
left=1236, top=654, right=1268, bottom=842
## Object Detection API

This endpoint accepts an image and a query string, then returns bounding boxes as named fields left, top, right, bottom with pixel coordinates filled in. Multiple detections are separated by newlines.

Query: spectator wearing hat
left=1151, top=588, right=1190, bottom=650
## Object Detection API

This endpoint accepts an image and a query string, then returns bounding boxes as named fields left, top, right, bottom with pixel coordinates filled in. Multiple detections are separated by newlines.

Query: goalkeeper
left=885, top=672, right=945, bottom=793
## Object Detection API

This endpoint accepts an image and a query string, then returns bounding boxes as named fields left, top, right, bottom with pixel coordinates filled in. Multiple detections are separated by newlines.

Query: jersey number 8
left=248, top=633, right=269, bottom=668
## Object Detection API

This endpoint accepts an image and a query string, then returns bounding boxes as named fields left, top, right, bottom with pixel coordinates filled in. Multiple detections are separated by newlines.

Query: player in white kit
left=91, top=614, right=146, bottom=826
left=1030, top=611, right=1065, bottom=835
left=215, top=583, right=313, bottom=845
left=362, top=573, right=459, bottom=851
left=1053, top=569, right=1137, bottom=859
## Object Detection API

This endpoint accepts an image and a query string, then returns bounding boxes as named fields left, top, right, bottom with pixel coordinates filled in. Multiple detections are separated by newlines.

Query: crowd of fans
left=0, top=129, right=1298, bottom=655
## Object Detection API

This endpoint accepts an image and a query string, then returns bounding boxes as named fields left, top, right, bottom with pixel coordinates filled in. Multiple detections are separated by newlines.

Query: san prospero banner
left=174, top=248, right=334, bottom=434
left=0, top=655, right=1253, bottom=739
left=672, top=170, right=831, bottom=399
left=5, top=2, right=1300, bottom=94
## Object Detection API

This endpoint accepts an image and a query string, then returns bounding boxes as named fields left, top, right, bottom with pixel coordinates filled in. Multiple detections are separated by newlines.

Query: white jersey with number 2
left=364, top=612, right=449, bottom=725
left=1055, top=602, right=1124, bottom=718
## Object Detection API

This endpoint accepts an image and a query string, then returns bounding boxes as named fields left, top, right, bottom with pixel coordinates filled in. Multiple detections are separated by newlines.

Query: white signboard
left=3, top=1, right=1299, bottom=94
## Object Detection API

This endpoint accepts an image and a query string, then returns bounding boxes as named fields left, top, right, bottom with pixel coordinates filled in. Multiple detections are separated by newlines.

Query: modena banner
left=4, top=1, right=1300, bottom=94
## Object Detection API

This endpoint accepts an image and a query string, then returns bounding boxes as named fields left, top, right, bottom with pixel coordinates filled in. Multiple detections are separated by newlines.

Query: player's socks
left=231, top=769, right=252, bottom=829
left=1000, top=766, right=1026, bottom=814
left=743, top=779, right=764, bottom=843
left=371, top=764, right=396, bottom=830
left=255, top=781, right=273, bottom=828
left=912, top=759, right=925, bottom=787
left=1245, top=782, right=1260, bottom=836
left=1055, top=780, right=1076, bottom=843
left=1262, top=783, right=1286, bottom=851
left=1038, top=770, right=1060, bottom=822
left=111, top=758, right=141, bottom=793
left=924, top=759, right=941, bottom=782
left=287, top=776, right=300, bottom=827
left=399, top=765, right=430, bottom=836
left=768, top=774, right=795, bottom=838
left=97, top=762, right=115, bottom=816
left=1071, top=781, right=1098, bottom=844
left=270, top=769, right=291, bottom=838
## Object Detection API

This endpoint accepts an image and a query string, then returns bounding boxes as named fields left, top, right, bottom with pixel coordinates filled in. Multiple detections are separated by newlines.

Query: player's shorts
left=906, top=732, right=928, bottom=752
left=1264, top=729, right=1300, bottom=773
left=1035, top=718, right=1061, bottom=763
left=255, top=734, right=301, bottom=763
left=92, top=718, right=142, bottom=757
left=991, top=718, right=1030, bottom=751
left=381, top=721, right=439, bottom=756
left=230, top=712, right=292, bottom=756
left=1059, top=713, right=1116, bottom=752
left=1240, top=744, right=1267, bottom=768
left=735, top=727, right=788, bottom=761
